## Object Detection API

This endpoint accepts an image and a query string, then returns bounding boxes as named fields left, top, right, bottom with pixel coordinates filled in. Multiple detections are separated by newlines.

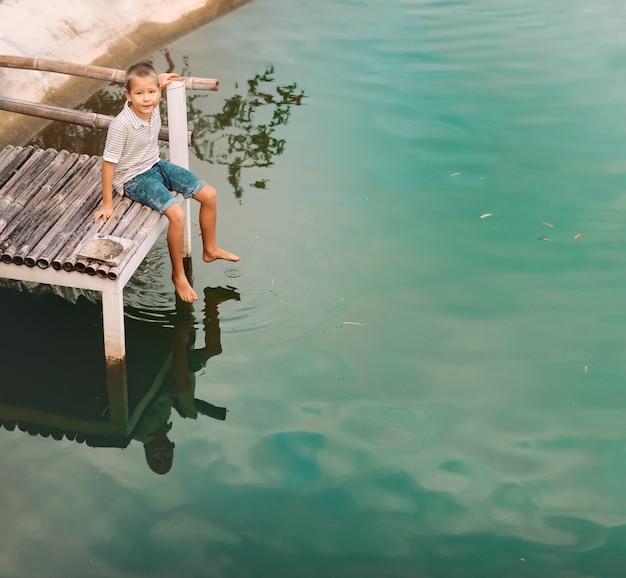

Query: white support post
left=166, top=80, right=192, bottom=258
left=102, top=288, right=126, bottom=362
left=101, top=287, right=129, bottom=428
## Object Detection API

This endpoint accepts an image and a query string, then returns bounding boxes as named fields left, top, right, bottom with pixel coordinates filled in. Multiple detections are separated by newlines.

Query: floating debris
left=450, top=172, right=460, bottom=177
left=537, top=236, right=551, bottom=241
left=541, top=221, right=554, bottom=228
left=584, top=365, right=589, bottom=374
left=270, top=290, right=286, bottom=303
left=574, top=232, right=582, bottom=240
left=323, top=321, right=366, bottom=334
left=480, top=213, right=492, bottom=219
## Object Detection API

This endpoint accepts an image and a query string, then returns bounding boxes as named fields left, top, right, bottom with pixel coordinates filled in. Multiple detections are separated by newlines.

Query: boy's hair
left=125, top=61, right=159, bottom=91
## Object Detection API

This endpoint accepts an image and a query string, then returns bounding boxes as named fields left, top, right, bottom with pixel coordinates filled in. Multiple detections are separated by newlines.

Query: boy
left=94, top=61, right=239, bottom=302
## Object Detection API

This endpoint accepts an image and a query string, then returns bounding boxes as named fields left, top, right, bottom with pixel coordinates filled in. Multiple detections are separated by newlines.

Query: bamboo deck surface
left=0, top=144, right=164, bottom=282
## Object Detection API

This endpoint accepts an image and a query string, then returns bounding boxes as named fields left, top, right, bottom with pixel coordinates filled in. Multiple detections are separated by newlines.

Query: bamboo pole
left=0, top=97, right=193, bottom=145
left=97, top=204, right=157, bottom=279
left=0, top=146, right=38, bottom=236
left=0, top=145, right=20, bottom=179
left=25, top=167, right=103, bottom=267
left=0, top=55, right=219, bottom=91
left=85, top=201, right=143, bottom=276
left=0, top=148, right=66, bottom=248
left=90, top=201, right=146, bottom=276
left=0, top=146, right=35, bottom=191
left=52, top=193, right=127, bottom=271
left=74, top=196, right=133, bottom=272
left=0, top=147, right=48, bottom=217
left=0, top=151, right=88, bottom=259
left=0, top=144, right=16, bottom=164
left=9, top=155, right=100, bottom=263
left=0, top=148, right=63, bottom=220
left=0, top=147, right=48, bottom=236
left=36, top=192, right=99, bottom=269
left=107, top=210, right=163, bottom=280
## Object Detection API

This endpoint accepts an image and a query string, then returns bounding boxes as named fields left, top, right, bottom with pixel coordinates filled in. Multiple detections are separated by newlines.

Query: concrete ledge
left=0, top=0, right=253, bottom=148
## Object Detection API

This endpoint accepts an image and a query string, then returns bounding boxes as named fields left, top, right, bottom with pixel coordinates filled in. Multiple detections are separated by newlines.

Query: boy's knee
left=197, top=184, right=217, bottom=204
left=165, top=203, right=185, bottom=225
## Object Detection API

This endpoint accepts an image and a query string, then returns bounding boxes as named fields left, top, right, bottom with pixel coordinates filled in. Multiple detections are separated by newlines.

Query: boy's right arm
left=94, top=160, right=115, bottom=222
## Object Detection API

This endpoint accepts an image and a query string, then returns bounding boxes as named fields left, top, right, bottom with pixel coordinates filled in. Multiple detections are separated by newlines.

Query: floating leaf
left=538, top=236, right=551, bottom=241
left=480, top=213, right=492, bottom=219
left=574, top=232, right=582, bottom=240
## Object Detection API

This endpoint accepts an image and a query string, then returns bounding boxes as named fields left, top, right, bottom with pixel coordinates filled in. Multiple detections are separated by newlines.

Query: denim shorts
left=123, top=160, right=206, bottom=214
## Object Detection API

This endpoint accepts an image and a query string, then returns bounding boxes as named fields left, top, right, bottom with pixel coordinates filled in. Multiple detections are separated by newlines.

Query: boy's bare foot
left=203, top=247, right=240, bottom=263
left=172, top=273, right=198, bottom=302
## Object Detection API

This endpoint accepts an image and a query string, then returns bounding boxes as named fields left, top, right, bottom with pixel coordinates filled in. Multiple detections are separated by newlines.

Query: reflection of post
left=166, top=81, right=192, bottom=258
left=105, top=358, right=129, bottom=429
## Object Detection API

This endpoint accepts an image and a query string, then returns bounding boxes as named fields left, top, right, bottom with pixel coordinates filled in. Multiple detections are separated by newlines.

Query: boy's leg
left=164, top=203, right=198, bottom=302
left=193, top=184, right=240, bottom=263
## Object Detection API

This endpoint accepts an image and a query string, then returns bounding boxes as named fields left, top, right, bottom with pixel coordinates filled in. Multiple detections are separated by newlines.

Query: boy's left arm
left=93, top=160, right=115, bottom=222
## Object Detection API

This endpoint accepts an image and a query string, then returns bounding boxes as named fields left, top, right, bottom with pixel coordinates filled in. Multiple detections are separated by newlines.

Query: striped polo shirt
left=103, top=101, right=161, bottom=193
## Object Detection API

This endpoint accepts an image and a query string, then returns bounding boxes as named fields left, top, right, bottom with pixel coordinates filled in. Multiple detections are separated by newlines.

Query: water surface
left=4, top=0, right=626, bottom=576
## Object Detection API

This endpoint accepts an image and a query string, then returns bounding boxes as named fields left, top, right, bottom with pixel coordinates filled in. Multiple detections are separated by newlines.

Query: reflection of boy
left=133, top=285, right=240, bottom=474
left=172, top=285, right=240, bottom=417
left=93, top=61, right=239, bottom=303
left=132, top=395, right=175, bottom=475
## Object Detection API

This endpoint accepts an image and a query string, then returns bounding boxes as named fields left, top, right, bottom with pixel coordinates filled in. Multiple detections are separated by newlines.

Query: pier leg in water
left=102, top=288, right=126, bottom=361
left=105, top=359, right=129, bottom=430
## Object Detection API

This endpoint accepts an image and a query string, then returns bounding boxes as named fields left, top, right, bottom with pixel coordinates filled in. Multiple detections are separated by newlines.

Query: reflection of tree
left=28, top=84, right=122, bottom=157
left=28, top=55, right=305, bottom=198
left=185, top=64, right=305, bottom=198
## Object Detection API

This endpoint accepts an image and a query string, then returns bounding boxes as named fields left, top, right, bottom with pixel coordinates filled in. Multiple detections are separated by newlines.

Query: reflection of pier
left=0, top=286, right=172, bottom=448
left=0, top=285, right=235, bottom=463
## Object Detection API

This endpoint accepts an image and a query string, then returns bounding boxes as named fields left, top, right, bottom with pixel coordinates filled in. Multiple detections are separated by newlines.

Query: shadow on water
left=0, top=283, right=239, bottom=475
left=28, top=52, right=306, bottom=199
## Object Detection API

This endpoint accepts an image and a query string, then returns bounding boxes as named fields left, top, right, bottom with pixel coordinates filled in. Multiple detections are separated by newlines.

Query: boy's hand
left=94, top=202, right=114, bottom=222
left=159, top=73, right=184, bottom=90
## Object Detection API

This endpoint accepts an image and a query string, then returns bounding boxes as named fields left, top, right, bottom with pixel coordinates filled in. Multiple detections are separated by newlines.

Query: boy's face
left=125, top=75, right=161, bottom=121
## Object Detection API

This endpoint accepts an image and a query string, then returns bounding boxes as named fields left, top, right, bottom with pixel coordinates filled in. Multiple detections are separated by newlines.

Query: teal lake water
left=5, top=0, right=626, bottom=576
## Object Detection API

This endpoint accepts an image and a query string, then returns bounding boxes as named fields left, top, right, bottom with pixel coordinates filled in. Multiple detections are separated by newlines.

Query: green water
left=4, top=0, right=626, bottom=576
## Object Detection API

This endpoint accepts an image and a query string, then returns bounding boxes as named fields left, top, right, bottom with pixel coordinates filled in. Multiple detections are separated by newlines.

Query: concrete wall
left=0, top=0, right=254, bottom=148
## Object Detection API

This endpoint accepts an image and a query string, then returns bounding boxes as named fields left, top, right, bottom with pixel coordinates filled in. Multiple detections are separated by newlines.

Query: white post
left=102, top=288, right=126, bottom=362
left=166, top=80, right=192, bottom=258
left=101, top=286, right=129, bottom=428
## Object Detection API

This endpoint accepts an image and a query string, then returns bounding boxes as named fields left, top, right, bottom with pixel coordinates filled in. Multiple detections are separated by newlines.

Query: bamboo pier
left=0, top=144, right=166, bottom=275
left=0, top=143, right=176, bottom=363
left=0, top=55, right=212, bottom=367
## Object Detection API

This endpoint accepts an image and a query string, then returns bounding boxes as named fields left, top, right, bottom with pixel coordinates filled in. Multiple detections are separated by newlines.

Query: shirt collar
left=122, top=101, right=154, bottom=129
